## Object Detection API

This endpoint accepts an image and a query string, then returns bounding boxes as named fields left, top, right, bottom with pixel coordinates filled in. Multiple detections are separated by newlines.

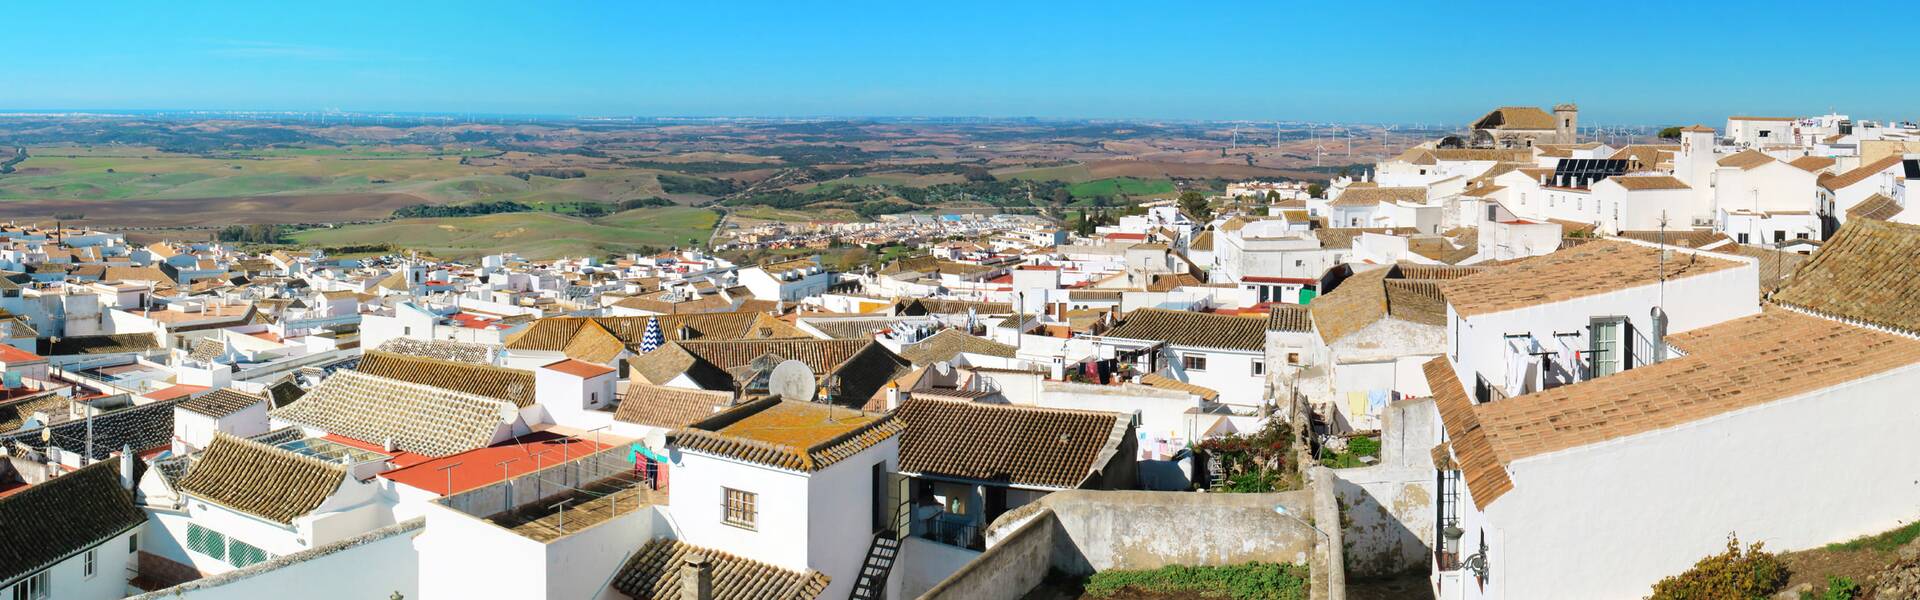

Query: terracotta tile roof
left=1472, top=106, right=1556, bottom=130
left=1, top=397, right=184, bottom=462
left=1606, top=175, right=1690, bottom=191
left=1788, top=155, right=1837, bottom=172
left=1679, top=124, right=1715, bottom=132
left=1138, top=373, right=1219, bottom=401
left=1422, top=358, right=1512, bottom=509
left=1189, top=231, right=1214, bottom=252
left=896, top=399, right=1131, bottom=489
left=1821, top=155, right=1904, bottom=190
left=178, top=388, right=264, bottom=419
left=1312, top=227, right=1420, bottom=250
left=42, top=333, right=161, bottom=356
left=0, top=461, right=145, bottom=588
left=898, top=329, right=1018, bottom=365
left=176, top=433, right=347, bottom=524
left=269, top=370, right=519, bottom=457
left=1716, top=150, right=1775, bottom=170
left=1266, top=304, right=1311, bottom=333
left=1439, top=240, right=1742, bottom=317
left=0, top=392, right=68, bottom=432
left=507, top=312, right=808, bottom=359
left=1478, top=309, right=1920, bottom=471
left=1772, top=219, right=1920, bottom=335
left=611, top=538, right=829, bottom=600
left=1612, top=230, right=1733, bottom=249
left=1310, top=264, right=1486, bottom=343
left=1102, top=308, right=1267, bottom=352
left=670, top=399, right=902, bottom=472
left=1330, top=186, right=1427, bottom=207
left=374, top=338, right=495, bottom=364
left=1846, top=193, right=1904, bottom=222
left=895, top=298, right=1013, bottom=316
left=614, top=383, right=734, bottom=429
left=356, top=350, right=537, bottom=408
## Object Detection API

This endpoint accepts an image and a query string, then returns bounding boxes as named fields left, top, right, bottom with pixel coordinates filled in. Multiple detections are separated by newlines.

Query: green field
left=1067, top=177, right=1175, bottom=199
left=289, top=207, right=719, bottom=259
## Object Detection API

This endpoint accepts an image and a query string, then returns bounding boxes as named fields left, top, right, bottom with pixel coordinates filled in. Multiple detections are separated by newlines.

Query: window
left=1436, top=469, right=1461, bottom=571
left=9, top=570, right=47, bottom=600
left=1773, top=230, right=1786, bottom=243
left=1181, top=354, right=1207, bottom=372
left=1287, top=352, right=1301, bottom=365
left=1251, top=360, right=1265, bottom=376
left=1797, top=232, right=1809, bottom=240
left=1589, top=317, right=1628, bottom=377
left=186, top=523, right=227, bottom=561
left=723, top=488, right=757, bottom=529
left=129, top=533, right=139, bottom=554
left=83, top=549, right=95, bottom=578
left=1758, top=130, right=1770, bottom=138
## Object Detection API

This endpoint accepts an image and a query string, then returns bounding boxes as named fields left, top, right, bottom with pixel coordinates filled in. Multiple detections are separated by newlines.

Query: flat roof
left=381, top=431, right=612, bottom=496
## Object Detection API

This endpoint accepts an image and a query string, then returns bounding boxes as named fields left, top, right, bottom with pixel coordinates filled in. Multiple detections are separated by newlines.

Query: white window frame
left=1181, top=353, right=1208, bottom=372
left=9, top=570, right=48, bottom=600
left=83, top=549, right=96, bottom=579
left=1251, top=360, right=1265, bottom=376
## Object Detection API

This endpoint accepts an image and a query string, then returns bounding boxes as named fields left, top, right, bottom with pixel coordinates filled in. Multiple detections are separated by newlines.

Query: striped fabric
left=641, top=316, right=665, bottom=353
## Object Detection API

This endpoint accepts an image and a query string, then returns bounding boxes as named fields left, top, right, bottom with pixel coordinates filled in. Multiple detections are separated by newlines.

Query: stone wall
left=1331, top=397, right=1438, bottom=579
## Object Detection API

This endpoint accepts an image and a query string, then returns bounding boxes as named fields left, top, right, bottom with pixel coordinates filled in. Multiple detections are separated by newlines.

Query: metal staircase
left=847, top=531, right=902, bottom=600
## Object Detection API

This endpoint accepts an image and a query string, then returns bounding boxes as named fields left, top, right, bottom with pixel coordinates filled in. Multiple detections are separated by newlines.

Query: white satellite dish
left=768, top=360, right=817, bottom=402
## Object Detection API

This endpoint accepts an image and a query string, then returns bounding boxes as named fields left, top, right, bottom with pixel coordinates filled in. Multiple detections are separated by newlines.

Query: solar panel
left=1550, top=159, right=1629, bottom=189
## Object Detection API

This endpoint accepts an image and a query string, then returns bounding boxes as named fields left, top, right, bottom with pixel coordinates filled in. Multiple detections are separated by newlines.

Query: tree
left=1050, top=187, right=1072, bottom=206
left=1308, top=183, right=1326, bottom=198
left=1658, top=126, right=1684, bottom=140
left=960, top=165, right=994, bottom=182
left=1179, top=190, right=1212, bottom=222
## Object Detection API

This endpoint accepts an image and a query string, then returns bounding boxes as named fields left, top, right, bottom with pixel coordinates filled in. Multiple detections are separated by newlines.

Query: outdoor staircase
left=847, top=531, right=902, bottom=600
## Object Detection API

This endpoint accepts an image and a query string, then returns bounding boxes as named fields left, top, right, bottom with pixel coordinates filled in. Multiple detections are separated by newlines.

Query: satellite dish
left=768, top=360, right=817, bottom=402
left=932, top=361, right=953, bottom=377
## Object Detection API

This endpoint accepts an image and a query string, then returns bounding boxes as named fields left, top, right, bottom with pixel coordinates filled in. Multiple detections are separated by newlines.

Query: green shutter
left=186, top=524, right=226, bottom=560
left=228, top=539, right=269, bottom=567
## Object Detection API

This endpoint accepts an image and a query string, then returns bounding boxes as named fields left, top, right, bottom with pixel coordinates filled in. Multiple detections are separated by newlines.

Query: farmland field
left=1067, top=177, right=1175, bottom=199
left=289, top=207, right=719, bottom=259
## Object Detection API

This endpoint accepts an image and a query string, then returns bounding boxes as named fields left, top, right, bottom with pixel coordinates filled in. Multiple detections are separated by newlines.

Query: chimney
left=119, top=445, right=135, bottom=490
left=885, top=383, right=901, bottom=411
left=383, top=437, right=398, bottom=453
left=680, top=554, right=713, bottom=600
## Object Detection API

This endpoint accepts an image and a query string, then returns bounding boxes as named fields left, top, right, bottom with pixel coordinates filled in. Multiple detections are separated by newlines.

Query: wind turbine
left=1315, top=142, right=1328, bottom=167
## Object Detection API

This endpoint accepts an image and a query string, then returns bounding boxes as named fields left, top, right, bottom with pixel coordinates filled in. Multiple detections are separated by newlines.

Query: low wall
left=924, top=488, right=1342, bottom=600
left=919, top=507, right=1057, bottom=600
left=129, top=518, right=422, bottom=600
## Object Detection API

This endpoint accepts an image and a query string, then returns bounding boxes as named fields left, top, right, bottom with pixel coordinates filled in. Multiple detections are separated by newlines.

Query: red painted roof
left=0, top=344, right=44, bottom=364
left=144, top=384, right=208, bottom=402
left=1104, top=233, right=1148, bottom=241
left=381, top=431, right=613, bottom=495
left=986, top=274, right=1013, bottom=284
left=542, top=358, right=615, bottom=378
left=1018, top=265, right=1060, bottom=271
left=448, top=312, right=504, bottom=330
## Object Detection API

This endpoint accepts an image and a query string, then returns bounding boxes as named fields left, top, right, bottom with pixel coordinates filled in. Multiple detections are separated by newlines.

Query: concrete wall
left=892, top=536, right=983, bottom=600
left=920, top=488, right=1339, bottom=600
left=1331, top=398, right=1439, bottom=579
left=918, top=507, right=1058, bottom=600
left=130, top=519, right=421, bottom=600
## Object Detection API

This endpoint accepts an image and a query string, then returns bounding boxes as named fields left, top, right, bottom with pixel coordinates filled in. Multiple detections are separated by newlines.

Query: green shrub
left=1806, top=575, right=1859, bottom=600
left=1649, top=535, right=1790, bottom=600
left=1825, top=520, right=1920, bottom=553
left=1083, top=563, right=1309, bottom=600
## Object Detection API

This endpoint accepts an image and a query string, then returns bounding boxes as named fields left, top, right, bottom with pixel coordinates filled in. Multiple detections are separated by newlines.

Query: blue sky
left=4, top=1, right=1912, bottom=125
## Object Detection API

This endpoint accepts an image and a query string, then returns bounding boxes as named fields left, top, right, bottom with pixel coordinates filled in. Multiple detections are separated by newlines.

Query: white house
left=0, top=459, right=146, bottom=600
left=737, top=257, right=832, bottom=302
left=1094, top=308, right=1270, bottom=409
